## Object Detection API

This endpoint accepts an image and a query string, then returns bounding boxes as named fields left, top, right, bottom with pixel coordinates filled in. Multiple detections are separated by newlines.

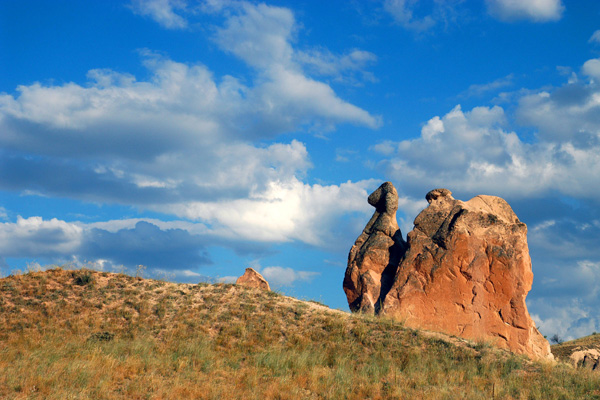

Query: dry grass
left=551, top=333, right=600, bottom=363
left=0, top=267, right=599, bottom=399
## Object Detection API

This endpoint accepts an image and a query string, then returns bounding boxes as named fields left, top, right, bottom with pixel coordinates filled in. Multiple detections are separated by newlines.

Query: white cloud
left=214, top=2, right=295, bottom=69
left=213, top=3, right=380, bottom=128
left=130, top=0, right=189, bottom=29
left=212, top=3, right=379, bottom=88
left=460, top=74, right=514, bottom=98
left=162, top=178, right=376, bottom=246
left=375, top=104, right=538, bottom=196
left=0, top=217, right=214, bottom=269
left=529, top=258, right=600, bottom=340
left=87, top=218, right=209, bottom=235
left=369, top=56, right=600, bottom=340
left=590, top=30, right=600, bottom=44
left=0, top=216, right=83, bottom=257
left=530, top=299, right=600, bottom=341
left=0, top=5, right=379, bottom=156
left=296, top=49, right=378, bottom=85
left=0, top=177, right=377, bottom=270
left=382, top=0, right=465, bottom=32
left=486, top=0, right=564, bottom=22
left=261, top=266, right=319, bottom=287
left=516, top=73, right=600, bottom=144
left=529, top=219, right=600, bottom=262
left=582, top=58, right=600, bottom=81
left=396, top=195, right=428, bottom=235
left=335, top=148, right=359, bottom=163
left=0, top=2, right=381, bottom=255
left=375, top=57, right=600, bottom=201
left=383, top=0, right=436, bottom=32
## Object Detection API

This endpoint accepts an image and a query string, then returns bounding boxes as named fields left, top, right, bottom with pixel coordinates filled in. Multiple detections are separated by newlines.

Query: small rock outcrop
left=569, top=349, right=600, bottom=371
left=344, top=182, right=407, bottom=313
left=343, top=183, right=553, bottom=360
left=236, top=268, right=270, bottom=291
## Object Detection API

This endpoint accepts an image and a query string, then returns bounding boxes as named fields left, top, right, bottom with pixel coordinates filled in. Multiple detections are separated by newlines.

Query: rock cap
left=236, top=268, right=270, bottom=291
left=425, top=188, right=453, bottom=204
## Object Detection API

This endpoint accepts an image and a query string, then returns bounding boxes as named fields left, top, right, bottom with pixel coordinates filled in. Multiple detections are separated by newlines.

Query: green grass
left=0, top=268, right=599, bottom=399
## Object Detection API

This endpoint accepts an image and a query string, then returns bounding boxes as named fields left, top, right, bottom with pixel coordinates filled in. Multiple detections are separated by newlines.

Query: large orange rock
left=344, top=184, right=553, bottom=360
left=236, top=268, right=270, bottom=291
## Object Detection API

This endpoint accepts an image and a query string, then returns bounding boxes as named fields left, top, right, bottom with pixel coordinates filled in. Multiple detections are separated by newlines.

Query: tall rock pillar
left=344, top=184, right=553, bottom=360
left=343, top=182, right=407, bottom=313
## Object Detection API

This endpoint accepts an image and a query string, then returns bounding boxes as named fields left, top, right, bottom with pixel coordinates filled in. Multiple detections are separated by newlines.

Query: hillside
left=0, top=268, right=599, bottom=399
left=552, top=334, right=600, bottom=368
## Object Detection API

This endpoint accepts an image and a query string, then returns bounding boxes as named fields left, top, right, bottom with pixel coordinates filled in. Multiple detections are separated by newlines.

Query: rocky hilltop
left=236, top=267, right=271, bottom=291
left=2, top=268, right=596, bottom=398
left=344, top=182, right=553, bottom=360
left=551, top=332, right=600, bottom=372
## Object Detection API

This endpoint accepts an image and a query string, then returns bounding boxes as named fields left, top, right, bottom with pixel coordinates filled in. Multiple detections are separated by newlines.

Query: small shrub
left=154, top=303, right=166, bottom=319
left=550, top=334, right=563, bottom=344
left=87, top=331, right=115, bottom=342
left=72, top=269, right=94, bottom=286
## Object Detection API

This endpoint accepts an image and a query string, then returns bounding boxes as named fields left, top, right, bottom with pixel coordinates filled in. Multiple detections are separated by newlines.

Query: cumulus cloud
left=130, top=0, right=189, bottom=29
left=212, top=3, right=380, bottom=128
left=486, top=0, right=564, bottom=22
left=260, top=266, right=319, bottom=287
left=0, top=2, right=380, bottom=253
left=530, top=298, right=600, bottom=341
left=0, top=216, right=83, bottom=257
left=161, top=178, right=376, bottom=246
left=590, top=30, right=600, bottom=44
left=582, top=58, right=600, bottom=82
left=374, top=57, right=600, bottom=202
left=0, top=3, right=378, bottom=149
left=526, top=217, right=600, bottom=332
left=529, top=219, right=600, bottom=263
left=374, top=104, right=545, bottom=197
left=516, top=68, right=600, bottom=145
left=529, top=250, right=600, bottom=340
left=82, top=221, right=212, bottom=269
left=214, top=2, right=295, bottom=69
left=0, top=216, right=212, bottom=270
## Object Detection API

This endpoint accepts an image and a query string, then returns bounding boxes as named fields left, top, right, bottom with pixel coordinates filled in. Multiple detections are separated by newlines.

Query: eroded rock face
left=236, top=268, right=270, bottom=291
left=344, top=183, right=553, bottom=360
left=343, top=182, right=407, bottom=313
left=570, top=349, right=600, bottom=371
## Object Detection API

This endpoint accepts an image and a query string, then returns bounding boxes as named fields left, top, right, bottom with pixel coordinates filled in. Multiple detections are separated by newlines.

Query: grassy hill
left=0, top=268, right=599, bottom=399
left=551, top=333, right=600, bottom=365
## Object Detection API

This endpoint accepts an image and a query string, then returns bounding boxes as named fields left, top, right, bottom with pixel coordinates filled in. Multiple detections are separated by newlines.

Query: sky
left=1, top=0, right=600, bottom=340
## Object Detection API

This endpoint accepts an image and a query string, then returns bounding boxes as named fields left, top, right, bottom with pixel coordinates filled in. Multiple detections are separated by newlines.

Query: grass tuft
left=72, top=269, right=95, bottom=286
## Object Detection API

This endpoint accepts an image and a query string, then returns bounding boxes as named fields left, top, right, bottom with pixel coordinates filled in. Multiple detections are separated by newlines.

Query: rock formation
left=344, top=182, right=407, bottom=313
left=236, top=268, right=270, bottom=291
left=569, top=348, right=600, bottom=371
left=343, top=183, right=553, bottom=360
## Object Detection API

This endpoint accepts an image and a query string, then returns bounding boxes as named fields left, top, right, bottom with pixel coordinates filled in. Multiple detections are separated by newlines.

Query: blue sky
left=1, top=0, right=600, bottom=340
